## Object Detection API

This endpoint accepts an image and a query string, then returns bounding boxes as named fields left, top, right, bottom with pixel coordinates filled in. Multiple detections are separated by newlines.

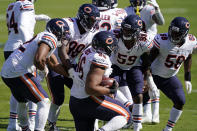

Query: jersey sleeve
left=152, top=34, right=162, bottom=49
left=19, top=1, right=34, bottom=11
left=40, top=33, right=58, bottom=50
left=147, top=5, right=155, bottom=18
left=139, top=32, right=153, bottom=51
left=91, top=53, right=110, bottom=69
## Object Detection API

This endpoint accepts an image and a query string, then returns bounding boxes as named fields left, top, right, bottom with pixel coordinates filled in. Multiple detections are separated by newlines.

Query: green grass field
left=0, top=0, right=197, bottom=131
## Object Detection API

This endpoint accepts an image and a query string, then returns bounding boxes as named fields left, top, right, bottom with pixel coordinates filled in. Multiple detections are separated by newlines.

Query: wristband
left=185, top=72, right=191, bottom=81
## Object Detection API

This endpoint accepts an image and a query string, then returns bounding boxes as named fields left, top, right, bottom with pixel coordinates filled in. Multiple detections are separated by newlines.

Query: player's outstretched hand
left=185, top=81, right=192, bottom=94
left=147, top=0, right=159, bottom=8
left=149, top=88, right=160, bottom=98
left=35, top=14, right=51, bottom=22
left=109, top=80, right=119, bottom=94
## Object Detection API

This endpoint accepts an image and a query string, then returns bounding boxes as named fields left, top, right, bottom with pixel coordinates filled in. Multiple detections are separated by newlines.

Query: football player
left=110, top=14, right=154, bottom=131
left=125, top=0, right=165, bottom=123
left=5, top=0, right=51, bottom=130
left=46, top=4, right=100, bottom=130
left=150, top=17, right=195, bottom=131
left=1, top=18, right=70, bottom=131
left=69, top=31, right=131, bottom=131
left=92, top=0, right=127, bottom=31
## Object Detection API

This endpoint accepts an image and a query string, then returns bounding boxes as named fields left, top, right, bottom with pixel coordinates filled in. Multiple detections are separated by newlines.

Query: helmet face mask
left=77, top=4, right=100, bottom=32
left=168, top=17, right=190, bottom=45
left=121, top=15, right=142, bottom=42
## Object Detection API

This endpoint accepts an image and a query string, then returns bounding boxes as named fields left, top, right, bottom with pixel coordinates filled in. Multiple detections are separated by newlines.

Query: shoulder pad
left=40, top=32, right=58, bottom=49
left=92, top=53, right=110, bottom=69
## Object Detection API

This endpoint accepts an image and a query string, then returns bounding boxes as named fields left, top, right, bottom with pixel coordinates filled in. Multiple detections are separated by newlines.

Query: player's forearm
left=46, top=55, right=69, bottom=77
left=184, top=54, right=192, bottom=81
left=153, top=8, right=165, bottom=25
left=58, top=46, right=73, bottom=70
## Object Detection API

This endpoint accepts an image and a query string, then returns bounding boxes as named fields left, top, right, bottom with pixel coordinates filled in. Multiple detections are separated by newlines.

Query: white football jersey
left=1, top=31, right=58, bottom=78
left=151, top=33, right=197, bottom=78
left=71, top=47, right=112, bottom=99
left=98, top=8, right=127, bottom=31
left=55, top=17, right=99, bottom=64
left=4, top=0, right=36, bottom=51
left=111, top=32, right=153, bottom=70
left=125, top=5, right=157, bottom=40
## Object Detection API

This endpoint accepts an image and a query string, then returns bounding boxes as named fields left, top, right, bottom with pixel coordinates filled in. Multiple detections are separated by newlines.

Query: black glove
left=109, top=80, right=119, bottom=94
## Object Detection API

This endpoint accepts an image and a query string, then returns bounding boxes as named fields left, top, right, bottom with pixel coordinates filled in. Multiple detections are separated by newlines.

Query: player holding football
left=149, top=17, right=195, bottom=131
left=110, top=14, right=154, bottom=131
left=5, top=0, right=51, bottom=130
left=46, top=4, right=100, bottom=130
left=125, top=0, right=165, bottom=123
left=69, top=31, right=131, bottom=131
left=1, top=18, right=70, bottom=131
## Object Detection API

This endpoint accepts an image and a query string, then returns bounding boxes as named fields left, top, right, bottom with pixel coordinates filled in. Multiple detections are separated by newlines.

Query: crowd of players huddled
left=2, top=0, right=196, bottom=131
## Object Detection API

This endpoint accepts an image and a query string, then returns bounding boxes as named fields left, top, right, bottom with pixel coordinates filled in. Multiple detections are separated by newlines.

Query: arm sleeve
left=40, top=33, right=58, bottom=50
left=18, top=3, right=35, bottom=42
left=35, top=14, right=51, bottom=21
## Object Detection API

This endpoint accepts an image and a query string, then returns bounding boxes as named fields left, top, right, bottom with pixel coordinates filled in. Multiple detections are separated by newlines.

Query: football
left=100, top=77, right=115, bottom=87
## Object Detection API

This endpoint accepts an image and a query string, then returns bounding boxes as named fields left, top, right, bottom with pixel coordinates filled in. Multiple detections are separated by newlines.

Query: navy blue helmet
left=46, top=18, right=70, bottom=43
left=130, top=0, right=146, bottom=11
left=121, top=14, right=143, bottom=41
left=111, top=0, right=118, bottom=9
left=77, top=4, right=100, bottom=31
left=92, top=31, right=118, bottom=56
left=168, top=17, right=190, bottom=44
left=92, top=0, right=111, bottom=10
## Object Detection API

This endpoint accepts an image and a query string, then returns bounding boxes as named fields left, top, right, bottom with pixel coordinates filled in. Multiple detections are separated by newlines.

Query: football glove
left=68, top=68, right=78, bottom=80
left=147, top=75, right=159, bottom=98
left=185, top=81, right=192, bottom=94
left=37, top=65, right=49, bottom=81
left=109, top=80, right=119, bottom=94
left=147, top=0, right=159, bottom=8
